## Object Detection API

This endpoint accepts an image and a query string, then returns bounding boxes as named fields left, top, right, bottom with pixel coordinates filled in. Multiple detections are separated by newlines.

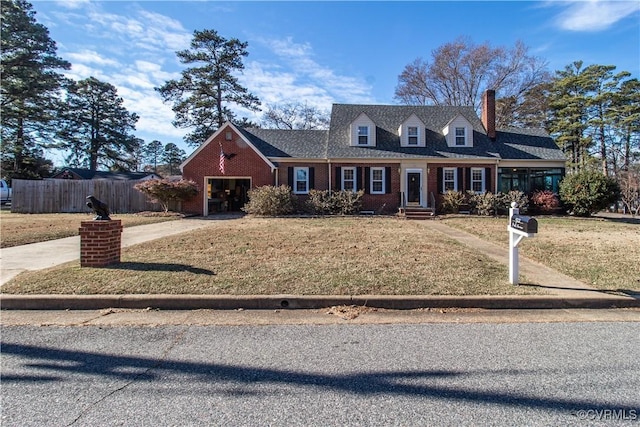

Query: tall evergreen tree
left=548, top=62, right=594, bottom=173
left=549, top=62, right=638, bottom=175
left=144, top=140, right=164, bottom=173
left=0, top=0, right=70, bottom=179
left=156, top=29, right=260, bottom=147
left=608, top=78, right=640, bottom=172
left=57, top=77, right=139, bottom=170
left=583, top=65, right=628, bottom=176
left=162, top=143, right=186, bottom=175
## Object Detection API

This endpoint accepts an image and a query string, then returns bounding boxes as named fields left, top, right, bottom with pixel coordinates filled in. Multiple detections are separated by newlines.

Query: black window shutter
left=457, top=168, right=463, bottom=191
left=364, top=167, right=371, bottom=194
left=385, top=167, right=391, bottom=194
left=437, top=168, right=443, bottom=193
left=309, top=167, right=315, bottom=189
left=485, top=167, right=492, bottom=192
left=335, top=167, right=341, bottom=190
left=287, top=167, right=293, bottom=188
left=356, top=167, right=363, bottom=191
left=465, top=168, right=471, bottom=192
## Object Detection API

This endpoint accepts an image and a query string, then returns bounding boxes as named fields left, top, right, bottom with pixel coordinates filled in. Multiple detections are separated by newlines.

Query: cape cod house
left=180, top=90, right=566, bottom=216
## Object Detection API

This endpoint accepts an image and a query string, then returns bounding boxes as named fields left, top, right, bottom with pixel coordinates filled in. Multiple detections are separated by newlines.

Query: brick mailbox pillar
left=79, top=220, right=123, bottom=267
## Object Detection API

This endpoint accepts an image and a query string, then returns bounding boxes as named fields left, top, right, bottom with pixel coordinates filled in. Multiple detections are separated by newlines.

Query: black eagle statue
left=86, top=195, right=111, bottom=220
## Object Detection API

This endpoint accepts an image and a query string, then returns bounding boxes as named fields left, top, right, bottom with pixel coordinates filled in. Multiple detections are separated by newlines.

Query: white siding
left=442, top=115, right=473, bottom=147
left=398, top=114, right=426, bottom=147
left=349, top=113, right=376, bottom=146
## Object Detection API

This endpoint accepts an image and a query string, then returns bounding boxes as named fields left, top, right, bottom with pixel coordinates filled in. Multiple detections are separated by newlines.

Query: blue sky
left=31, top=1, right=640, bottom=165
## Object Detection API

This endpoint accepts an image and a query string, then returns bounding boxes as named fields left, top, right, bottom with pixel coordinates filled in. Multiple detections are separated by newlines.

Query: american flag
left=219, top=147, right=225, bottom=174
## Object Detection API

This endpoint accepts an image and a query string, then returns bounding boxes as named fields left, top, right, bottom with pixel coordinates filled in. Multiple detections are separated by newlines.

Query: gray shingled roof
left=239, top=128, right=328, bottom=159
left=52, top=168, right=160, bottom=180
left=238, top=104, right=565, bottom=162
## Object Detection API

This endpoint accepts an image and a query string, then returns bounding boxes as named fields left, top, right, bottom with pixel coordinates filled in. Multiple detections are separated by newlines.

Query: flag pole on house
left=219, top=142, right=225, bottom=175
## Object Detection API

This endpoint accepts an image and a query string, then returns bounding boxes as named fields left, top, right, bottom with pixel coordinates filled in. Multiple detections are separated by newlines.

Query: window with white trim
left=370, top=167, right=385, bottom=194
left=443, top=168, right=457, bottom=192
left=293, top=167, right=309, bottom=194
left=471, top=168, right=485, bottom=193
left=455, top=127, right=466, bottom=146
left=357, top=126, right=369, bottom=145
left=407, top=126, right=419, bottom=145
left=342, top=167, right=356, bottom=192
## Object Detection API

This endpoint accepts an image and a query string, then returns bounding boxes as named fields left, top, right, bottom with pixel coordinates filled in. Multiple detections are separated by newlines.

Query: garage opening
left=207, top=178, right=251, bottom=214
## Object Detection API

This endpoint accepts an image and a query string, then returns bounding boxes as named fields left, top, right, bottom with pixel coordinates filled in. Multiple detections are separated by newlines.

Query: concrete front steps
left=398, top=206, right=436, bottom=220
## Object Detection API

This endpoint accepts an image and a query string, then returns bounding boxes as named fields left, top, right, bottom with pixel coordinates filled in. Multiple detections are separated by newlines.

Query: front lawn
left=2, top=217, right=532, bottom=296
left=441, top=215, right=640, bottom=291
left=0, top=212, right=179, bottom=248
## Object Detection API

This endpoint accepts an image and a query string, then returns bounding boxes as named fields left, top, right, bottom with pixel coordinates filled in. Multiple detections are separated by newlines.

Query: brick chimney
left=481, top=89, right=496, bottom=140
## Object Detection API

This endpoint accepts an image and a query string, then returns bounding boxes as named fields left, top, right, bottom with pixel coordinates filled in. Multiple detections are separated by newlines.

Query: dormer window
left=350, top=113, right=376, bottom=146
left=399, top=114, right=425, bottom=147
left=455, top=127, right=466, bottom=146
left=408, top=126, right=419, bottom=145
left=358, top=126, right=369, bottom=145
left=442, top=114, right=473, bottom=147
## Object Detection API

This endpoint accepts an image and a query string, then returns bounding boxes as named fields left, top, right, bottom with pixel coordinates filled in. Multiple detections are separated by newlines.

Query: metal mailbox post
left=508, top=202, right=538, bottom=285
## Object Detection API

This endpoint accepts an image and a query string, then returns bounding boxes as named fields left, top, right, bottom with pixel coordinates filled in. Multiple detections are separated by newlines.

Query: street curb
left=1, top=294, right=639, bottom=310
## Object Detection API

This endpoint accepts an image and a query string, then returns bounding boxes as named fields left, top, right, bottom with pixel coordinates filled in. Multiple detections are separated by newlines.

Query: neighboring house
left=181, top=90, right=566, bottom=216
left=50, top=168, right=162, bottom=181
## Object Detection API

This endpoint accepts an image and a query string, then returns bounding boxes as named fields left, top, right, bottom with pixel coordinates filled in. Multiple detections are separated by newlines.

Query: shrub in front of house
left=470, top=192, right=501, bottom=216
left=331, top=189, right=365, bottom=215
left=134, top=178, right=198, bottom=213
left=306, top=189, right=333, bottom=215
left=243, top=185, right=296, bottom=216
left=559, top=171, right=621, bottom=217
left=498, top=190, right=529, bottom=214
left=306, top=189, right=365, bottom=215
left=440, top=190, right=466, bottom=213
left=531, top=190, right=560, bottom=213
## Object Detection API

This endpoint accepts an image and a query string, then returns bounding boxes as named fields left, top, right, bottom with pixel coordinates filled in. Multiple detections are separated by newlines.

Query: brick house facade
left=181, top=90, right=566, bottom=216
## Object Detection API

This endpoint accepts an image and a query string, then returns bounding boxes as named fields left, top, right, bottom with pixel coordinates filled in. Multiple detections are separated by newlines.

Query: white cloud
left=555, top=0, right=640, bottom=32
left=254, top=36, right=375, bottom=106
left=53, top=0, right=90, bottom=10
left=64, top=50, right=120, bottom=67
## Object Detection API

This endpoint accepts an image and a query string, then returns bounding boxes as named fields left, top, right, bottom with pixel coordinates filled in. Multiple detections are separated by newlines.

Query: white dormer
left=350, top=113, right=376, bottom=147
left=398, top=114, right=425, bottom=147
left=442, top=114, right=473, bottom=147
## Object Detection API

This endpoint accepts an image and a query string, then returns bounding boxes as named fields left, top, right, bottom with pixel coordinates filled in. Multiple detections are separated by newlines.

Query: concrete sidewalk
left=1, top=216, right=638, bottom=310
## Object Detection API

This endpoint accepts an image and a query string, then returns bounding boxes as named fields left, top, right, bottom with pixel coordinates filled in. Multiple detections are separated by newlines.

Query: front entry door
left=407, top=171, right=422, bottom=205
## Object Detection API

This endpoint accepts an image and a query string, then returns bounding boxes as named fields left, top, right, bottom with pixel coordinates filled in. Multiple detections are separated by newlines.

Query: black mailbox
left=510, top=215, right=538, bottom=234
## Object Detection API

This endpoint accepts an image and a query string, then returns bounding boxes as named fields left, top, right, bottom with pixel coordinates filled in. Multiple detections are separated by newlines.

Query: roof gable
left=181, top=122, right=278, bottom=171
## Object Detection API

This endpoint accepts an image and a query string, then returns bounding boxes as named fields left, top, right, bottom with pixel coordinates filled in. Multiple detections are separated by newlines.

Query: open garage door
left=206, top=178, right=251, bottom=215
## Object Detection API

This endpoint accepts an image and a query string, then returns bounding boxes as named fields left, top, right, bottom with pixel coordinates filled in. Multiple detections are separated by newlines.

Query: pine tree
left=58, top=77, right=139, bottom=170
left=144, top=140, right=164, bottom=173
left=548, top=62, right=593, bottom=173
left=162, top=143, right=186, bottom=175
left=156, top=29, right=260, bottom=147
left=0, top=0, right=70, bottom=179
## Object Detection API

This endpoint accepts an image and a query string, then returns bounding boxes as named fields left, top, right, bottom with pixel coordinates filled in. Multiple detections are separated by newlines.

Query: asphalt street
left=2, top=320, right=639, bottom=426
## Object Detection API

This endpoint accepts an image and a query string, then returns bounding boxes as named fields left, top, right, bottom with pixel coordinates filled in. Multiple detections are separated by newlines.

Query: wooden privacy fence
left=10, top=179, right=167, bottom=214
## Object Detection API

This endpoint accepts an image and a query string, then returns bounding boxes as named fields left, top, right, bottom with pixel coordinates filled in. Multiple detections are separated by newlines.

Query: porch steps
left=398, top=207, right=436, bottom=220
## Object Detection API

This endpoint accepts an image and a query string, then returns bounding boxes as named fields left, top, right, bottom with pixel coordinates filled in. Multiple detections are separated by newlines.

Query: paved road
left=2, top=320, right=638, bottom=426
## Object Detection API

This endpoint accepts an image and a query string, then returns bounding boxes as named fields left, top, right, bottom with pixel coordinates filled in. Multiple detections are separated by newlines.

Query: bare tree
left=261, top=102, right=330, bottom=130
left=395, top=37, right=551, bottom=127
left=618, top=166, right=640, bottom=216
